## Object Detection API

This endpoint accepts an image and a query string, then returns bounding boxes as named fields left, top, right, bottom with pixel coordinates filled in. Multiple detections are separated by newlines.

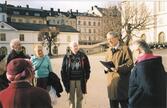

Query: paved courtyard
left=50, top=49, right=167, bottom=108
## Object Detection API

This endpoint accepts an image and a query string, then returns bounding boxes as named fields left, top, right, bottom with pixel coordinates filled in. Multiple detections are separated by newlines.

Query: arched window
left=52, top=46, right=58, bottom=54
left=158, top=32, right=165, bottom=43
left=0, top=47, right=7, bottom=55
left=38, top=35, right=43, bottom=41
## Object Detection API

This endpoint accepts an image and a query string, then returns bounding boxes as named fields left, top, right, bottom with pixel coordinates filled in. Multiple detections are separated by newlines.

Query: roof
left=7, top=22, right=78, bottom=32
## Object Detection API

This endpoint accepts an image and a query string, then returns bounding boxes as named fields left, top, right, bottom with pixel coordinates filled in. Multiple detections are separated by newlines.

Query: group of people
left=0, top=31, right=166, bottom=108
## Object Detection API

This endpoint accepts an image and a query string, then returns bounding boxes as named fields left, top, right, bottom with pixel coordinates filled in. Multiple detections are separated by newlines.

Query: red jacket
left=0, top=81, right=52, bottom=108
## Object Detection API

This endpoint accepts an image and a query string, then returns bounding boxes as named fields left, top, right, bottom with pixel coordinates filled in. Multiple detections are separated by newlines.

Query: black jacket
left=47, top=72, right=63, bottom=97
left=129, top=56, right=166, bottom=108
left=7, top=50, right=29, bottom=64
left=61, top=51, right=91, bottom=94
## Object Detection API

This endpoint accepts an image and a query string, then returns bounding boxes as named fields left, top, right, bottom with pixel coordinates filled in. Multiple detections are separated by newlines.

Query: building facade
left=121, top=0, right=167, bottom=43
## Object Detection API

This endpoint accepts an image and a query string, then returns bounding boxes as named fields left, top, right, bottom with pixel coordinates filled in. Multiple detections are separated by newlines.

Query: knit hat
left=7, top=58, right=34, bottom=81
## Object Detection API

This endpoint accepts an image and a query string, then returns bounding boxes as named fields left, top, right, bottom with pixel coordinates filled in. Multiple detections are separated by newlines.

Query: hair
left=10, top=38, right=20, bottom=49
left=106, top=31, right=119, bottom=39
left=34, top=45, right=43, bottom=51
left=134, top=39, right=152, bottom=54
left=69, top=41, right=78, bottom=48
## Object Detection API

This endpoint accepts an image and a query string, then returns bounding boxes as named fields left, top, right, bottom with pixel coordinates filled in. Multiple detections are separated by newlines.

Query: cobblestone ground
left=50, top=49, right=167, bottom=108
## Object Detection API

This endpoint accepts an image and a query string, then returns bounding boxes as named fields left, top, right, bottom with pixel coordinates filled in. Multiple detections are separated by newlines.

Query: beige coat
left=0, top=57, right=6, bottom=75
left=105, top=43, right=133, bottom=100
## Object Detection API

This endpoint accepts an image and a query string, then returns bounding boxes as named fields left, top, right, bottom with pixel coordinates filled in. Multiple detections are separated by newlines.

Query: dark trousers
left=109, top=99, right=128, bottom=108
left=36, top=77, right=48, bottom=90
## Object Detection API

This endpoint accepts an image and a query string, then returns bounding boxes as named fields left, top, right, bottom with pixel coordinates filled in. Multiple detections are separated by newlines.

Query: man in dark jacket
left=61, top=41, right=91, bottom=108
left=0, top=58, right=52, bottom=108
left=129, top=40, right=166, bottom=108
left=7, top=38, right=29, bottom=64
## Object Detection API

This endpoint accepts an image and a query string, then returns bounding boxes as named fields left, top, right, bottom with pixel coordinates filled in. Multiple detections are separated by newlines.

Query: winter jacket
left=105, top=43, right=133, bottom=100
left=0, top=81, right=52, bottom=108
left=61, top=51, right=91, bottom=94
left=129, top=55, right=166, bottom=108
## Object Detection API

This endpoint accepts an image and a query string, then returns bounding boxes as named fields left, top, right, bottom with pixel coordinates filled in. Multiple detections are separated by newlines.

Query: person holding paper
left=105, top=31, right=133, bottom=108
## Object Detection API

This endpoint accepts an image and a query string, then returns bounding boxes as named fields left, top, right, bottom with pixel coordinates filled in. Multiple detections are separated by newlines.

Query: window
left=0, top=33, right=6, bottom=41
left=98, top=22, right=100, bottom=26
left=13, top=11, right=20, bottom=15
left=18, top=19, right=23, bottom=23
left=34, top=13, right=40, bottom=17
left=83, top=21, right=86, bottom=26
left=89, top=22, right=91, bottom=26
left=38, top=35, right=43, bottom=41
left=19, top=34, right=24, bottom=41
left=67, top=36, right=71, bottom=42
left=93, top=29, right=96, bottom=33
left=0, top=7, right=2, bottom=12
left=25, top=12, right=29, bottom=15
left=0, top=47, right=7, bottom=55
left=93, top=22, right=96, bottom=26
left=78, top=21, right=80, bottom=25
left=33, top=20, right=36, bottom=24
left=2, top=15, right=5, bottom=22
left=89, top=29, right=91, bottom=33
left=11, top=18, right=16, bottom=22
left=39, top=21, right=42, bottom=24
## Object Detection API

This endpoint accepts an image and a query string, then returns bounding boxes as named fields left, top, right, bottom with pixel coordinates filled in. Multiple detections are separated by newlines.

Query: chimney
left=50, top=8, right=54, bottom=12
left=26, top=5, right=29, bottom=8
left=5, top=1, right=7, bottom=5
left=70, top=9, right=72, bottom=13
left=58, top=8, right=60, bottom=13
left=76, top=10, right=78, bottom=14
left=41, top=7, right=43, bottom=10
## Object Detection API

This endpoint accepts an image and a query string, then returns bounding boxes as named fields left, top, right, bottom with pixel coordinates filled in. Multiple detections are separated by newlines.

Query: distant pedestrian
left=30, top=45, right=53, bottom=90
left=0, top=58, right=52, bottom=108
left=128, top=39, right=166, bottom=108
left=61, top=41, right=91, bottom=108
left=105, top=31, right=133, bottom=108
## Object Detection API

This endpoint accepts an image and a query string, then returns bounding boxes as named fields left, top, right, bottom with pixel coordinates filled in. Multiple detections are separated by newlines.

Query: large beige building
left=121, top=0, right=167, bottom=43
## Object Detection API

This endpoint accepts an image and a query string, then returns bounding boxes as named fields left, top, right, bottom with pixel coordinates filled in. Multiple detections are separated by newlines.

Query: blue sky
left=0, top=0, right=120, bottom=12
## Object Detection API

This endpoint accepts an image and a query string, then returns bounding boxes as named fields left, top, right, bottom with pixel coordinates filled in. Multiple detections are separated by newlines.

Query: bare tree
left=38, top=27, right=59, bottom=56
left=121, top=1, right=152, bottom=45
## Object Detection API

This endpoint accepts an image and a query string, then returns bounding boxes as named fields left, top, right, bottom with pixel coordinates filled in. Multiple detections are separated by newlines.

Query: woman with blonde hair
left=30, top=45, right=53, bottom=90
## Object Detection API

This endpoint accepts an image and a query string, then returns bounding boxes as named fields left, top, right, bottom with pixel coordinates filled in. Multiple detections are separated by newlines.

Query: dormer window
left=25, top=12, right=29, bottom=15
left=34, top=13, right=40, bottom=17
left=13, top=11, right=20, bottom=15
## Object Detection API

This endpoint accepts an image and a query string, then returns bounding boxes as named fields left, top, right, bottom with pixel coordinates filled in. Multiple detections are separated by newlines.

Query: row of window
left=78, top=21, right=101, bottom=26
left=11, top=18, right=43, bottom=24
left=13, top=11, right=41, bottom=17
left=80, top=28, right=100, bottom=34
left=0, top=33, right=24, bottom=41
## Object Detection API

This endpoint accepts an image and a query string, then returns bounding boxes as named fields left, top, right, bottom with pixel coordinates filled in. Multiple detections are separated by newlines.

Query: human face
left=35, top=46, right=44, bottom=57
left=107, top=35, right=119, bottom=47
left=70, top=43, right=79, bottom=54
left=13, top=42, right=22, bottom=51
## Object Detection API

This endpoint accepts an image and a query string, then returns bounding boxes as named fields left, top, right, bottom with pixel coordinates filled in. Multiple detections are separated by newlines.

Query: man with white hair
left=61, top=41, right=91, bottom=108
left=7, top=38, right=28, bottom=64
